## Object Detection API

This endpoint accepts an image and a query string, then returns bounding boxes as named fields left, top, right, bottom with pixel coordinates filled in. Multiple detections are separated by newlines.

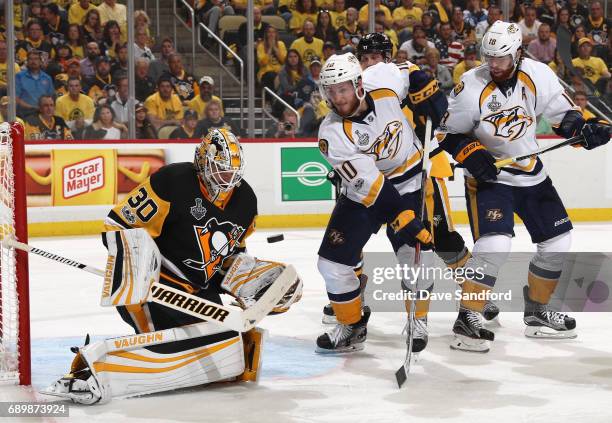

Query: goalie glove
left=221, top=254, right=303, bottom=314
left=581, top=118, right=611, bottom=150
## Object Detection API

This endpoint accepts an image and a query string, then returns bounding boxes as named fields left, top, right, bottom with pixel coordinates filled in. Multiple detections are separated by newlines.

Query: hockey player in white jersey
left=320, top=33, right=493, bottom=354
left=435, top=21, right=610, bottom=352
left=315, top=52, right=433, bottom=354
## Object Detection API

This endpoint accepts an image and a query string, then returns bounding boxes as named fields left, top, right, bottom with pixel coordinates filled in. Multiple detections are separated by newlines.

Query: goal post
left=0, top=121, right=31, bottom=385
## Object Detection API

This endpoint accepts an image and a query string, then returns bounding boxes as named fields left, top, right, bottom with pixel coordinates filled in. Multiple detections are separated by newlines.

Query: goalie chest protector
left=107, top=162, right=258, bottom=288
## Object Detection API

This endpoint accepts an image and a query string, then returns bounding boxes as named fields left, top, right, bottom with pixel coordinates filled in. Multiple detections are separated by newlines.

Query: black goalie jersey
left=104, top=162, right=258, bottom=291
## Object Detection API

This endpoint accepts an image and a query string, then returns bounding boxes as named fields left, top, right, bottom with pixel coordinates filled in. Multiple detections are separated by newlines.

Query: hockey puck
left=267, top=234, right=284, bottom=243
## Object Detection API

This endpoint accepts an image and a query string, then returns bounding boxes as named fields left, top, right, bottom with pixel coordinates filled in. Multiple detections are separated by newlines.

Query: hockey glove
left=390, top=210, right=433, bottom=248
left=454, top=141, right=498, bottom=183
left=408, top=71, right=448, bottom=129
left=581, top=118, right=611, bottom=150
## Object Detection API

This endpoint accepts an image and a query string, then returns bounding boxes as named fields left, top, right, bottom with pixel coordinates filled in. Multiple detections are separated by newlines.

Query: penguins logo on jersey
left=366, top=120, right=403, bottom=160
left=483, top=106, right=534, bottom=141
left=183, top=217, right=245, bottom=282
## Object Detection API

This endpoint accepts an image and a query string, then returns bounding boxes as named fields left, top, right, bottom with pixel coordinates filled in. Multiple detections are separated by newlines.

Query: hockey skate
left=403, top=316, right=428, bottom=355
left=322, top=274, right=369, bottom=324
left=316, top=308, right=371, bottom=354
left=523, top=285, right=577, bottom=339
left=450, top=308, right=495, bottom=353
left=41, top=336, right=105, bottom=405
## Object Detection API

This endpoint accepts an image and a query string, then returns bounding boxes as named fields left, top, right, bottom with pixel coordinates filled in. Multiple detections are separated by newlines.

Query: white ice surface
left=2, top=223, right=612, bottom=423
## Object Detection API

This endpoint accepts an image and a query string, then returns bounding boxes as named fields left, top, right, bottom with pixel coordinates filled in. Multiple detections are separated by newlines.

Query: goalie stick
left=395, top=117, right=433, bottom=388
left=0, top=237, right=297, bottom=333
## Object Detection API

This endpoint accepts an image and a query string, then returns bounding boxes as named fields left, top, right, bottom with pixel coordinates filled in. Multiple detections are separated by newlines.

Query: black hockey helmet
left=357, top=32, right=393, bottom=62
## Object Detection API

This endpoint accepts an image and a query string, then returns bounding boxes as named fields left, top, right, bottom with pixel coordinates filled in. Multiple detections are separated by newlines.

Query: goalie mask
left=195, top=128, right=245, bottom=195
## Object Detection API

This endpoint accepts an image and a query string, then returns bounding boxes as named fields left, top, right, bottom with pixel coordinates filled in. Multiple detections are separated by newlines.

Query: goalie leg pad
left=42, top=323, right=246, bottom=404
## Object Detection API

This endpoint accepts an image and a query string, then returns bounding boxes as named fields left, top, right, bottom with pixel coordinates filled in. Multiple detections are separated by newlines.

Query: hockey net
left=0, top=122, right=30, bottom=385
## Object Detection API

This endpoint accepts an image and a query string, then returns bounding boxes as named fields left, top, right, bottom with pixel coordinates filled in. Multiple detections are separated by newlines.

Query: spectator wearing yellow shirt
left=330, top=0, right=347, bottom=30
left=290, top=0, right=319, bottom=35
left=187, top=76, right=224, bottom=120
left=0, top=40, right=20, bottom=96
left=144, top=76, right=184, bottom=130
left=359, top=0, right=392, bottom=31
left=290, top=20, right=324, bottom=67
left=69, top=0, right=97, bottom=24
left=573, top=90, right=597, bottom=120
left=393, top=0, right=424, bottom=44
left=572, top=37, right=611, bottom=92
left=97, top=0, right=126, bottom=27
left=257, top=26, right=287, bottom=89
left=55, top=77, right=95, bottom=131
left=428, top=0, right=453, bottom=25
left=452, top=44, right=481, bottom=84
left=66, top=24, right=86, bottom=58
left=232, top=0, right=275, bottom=16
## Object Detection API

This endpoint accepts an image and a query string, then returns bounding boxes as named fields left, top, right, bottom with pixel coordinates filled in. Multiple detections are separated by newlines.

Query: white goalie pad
left=41, top=323, right=252, bottom=404
left=101, top=229, right=161, bottom=307
left=221, top=253, right=303, bottom=314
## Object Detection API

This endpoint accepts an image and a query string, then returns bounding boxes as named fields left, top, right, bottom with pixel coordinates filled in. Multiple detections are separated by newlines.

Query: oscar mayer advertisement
left=25, top=149, right=166, bottom=206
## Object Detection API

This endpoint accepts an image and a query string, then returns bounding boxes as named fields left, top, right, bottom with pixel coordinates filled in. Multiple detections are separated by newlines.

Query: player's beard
left=489, top=65, right=516, bottom=84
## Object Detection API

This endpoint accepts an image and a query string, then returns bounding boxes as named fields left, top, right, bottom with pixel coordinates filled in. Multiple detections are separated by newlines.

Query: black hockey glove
left=390, top=210, right=433, bottom=248
left=581, top=118, right=611, bottom=150
left=454, top=141, right=498, bottom=183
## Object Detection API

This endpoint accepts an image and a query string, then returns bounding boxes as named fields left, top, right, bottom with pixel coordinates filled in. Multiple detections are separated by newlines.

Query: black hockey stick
left=454, top=134, right=586, bottom=170
left=493, top=134, right=585, bottom=168
left=395, top=117, right=433, bottom=388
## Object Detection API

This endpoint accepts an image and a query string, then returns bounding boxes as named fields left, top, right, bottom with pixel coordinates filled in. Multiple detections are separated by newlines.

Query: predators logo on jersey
left=183, top=217, right=246, bottom=282
left=366, top=120, right=403, bottom=161
left=483, top=105, right=534, bottom=141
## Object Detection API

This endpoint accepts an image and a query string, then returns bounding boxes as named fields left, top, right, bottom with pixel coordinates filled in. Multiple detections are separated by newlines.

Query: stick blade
left=395, top=365, right=408, bottom=388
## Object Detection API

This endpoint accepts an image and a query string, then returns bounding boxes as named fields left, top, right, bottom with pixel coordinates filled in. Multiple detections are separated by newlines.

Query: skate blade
left=321, top=315, right=338, bottom=325
left=524, top=326, right=577, bottom=339
left=315, top=343, right=365, bottom=354
left=450, top=334, right=490, bottom=353
left=40, top=384, right=94, bottom=404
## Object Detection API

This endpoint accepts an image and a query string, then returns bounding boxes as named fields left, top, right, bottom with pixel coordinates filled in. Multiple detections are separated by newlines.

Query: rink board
left=23, top=137, right=612, bottom=236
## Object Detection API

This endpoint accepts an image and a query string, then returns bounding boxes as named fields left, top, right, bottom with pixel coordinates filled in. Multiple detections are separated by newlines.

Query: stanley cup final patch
left=190, top=198, right=208, bottom=220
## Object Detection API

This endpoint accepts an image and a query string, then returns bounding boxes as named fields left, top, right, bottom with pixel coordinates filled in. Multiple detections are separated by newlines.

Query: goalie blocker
left=42, top=229, right=302, bottom=404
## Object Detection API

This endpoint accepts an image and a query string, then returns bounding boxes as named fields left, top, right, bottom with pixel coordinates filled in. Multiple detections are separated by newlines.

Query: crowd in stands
left=0, top=0, right=609, bottom=140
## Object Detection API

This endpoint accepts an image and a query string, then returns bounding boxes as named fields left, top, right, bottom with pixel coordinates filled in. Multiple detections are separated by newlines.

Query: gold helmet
left=194, top=128, right=244, bottom=194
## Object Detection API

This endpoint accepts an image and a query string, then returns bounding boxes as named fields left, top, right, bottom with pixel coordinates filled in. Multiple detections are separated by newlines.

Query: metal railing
left=172, top=0, right=196, bottom=73
left=262, top=87, right=300, bottom=136
left=198, top=23, right=244, bottom=129
left=522, top=49, right=611, bottom=120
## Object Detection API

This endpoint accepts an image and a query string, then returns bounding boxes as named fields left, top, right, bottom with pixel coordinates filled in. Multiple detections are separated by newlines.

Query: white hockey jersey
left=318, top=88, right=422, bottom=207
left=436, top=58, right=579, bottom=187
left=362, top=60, right=418, bottom=100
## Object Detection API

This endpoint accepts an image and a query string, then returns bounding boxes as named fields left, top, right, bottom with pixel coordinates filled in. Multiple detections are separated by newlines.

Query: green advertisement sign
left=280, top=147, right=333, bottom=201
